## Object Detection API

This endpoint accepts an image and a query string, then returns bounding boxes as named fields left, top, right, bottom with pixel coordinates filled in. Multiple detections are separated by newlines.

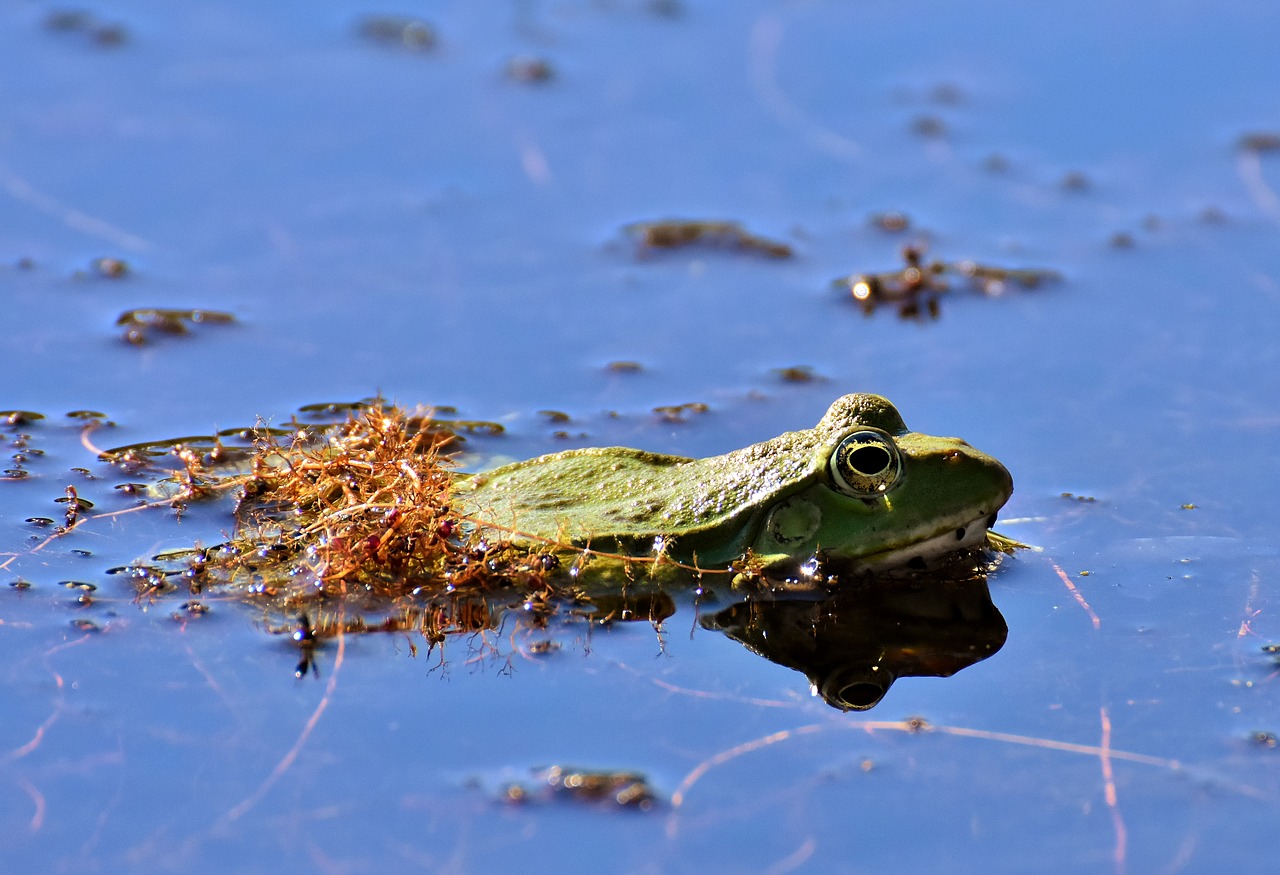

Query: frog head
left=747, top=395, right=1013, bottom=574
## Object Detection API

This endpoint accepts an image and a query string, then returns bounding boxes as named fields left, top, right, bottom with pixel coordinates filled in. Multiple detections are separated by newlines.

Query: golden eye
left=829, top=429, right=902, bottom=498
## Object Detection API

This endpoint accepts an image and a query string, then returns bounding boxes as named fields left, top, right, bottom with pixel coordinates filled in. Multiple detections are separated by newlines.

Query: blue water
left=3, top=2, right=1280, bottom=872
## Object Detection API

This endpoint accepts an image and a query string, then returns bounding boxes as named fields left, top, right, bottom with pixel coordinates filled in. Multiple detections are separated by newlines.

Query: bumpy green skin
left=455, top=394, right=1012, bottom=571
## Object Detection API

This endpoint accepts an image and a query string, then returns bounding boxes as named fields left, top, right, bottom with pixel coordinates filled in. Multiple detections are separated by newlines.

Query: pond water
left=3, top=2, right=1280, bottom=873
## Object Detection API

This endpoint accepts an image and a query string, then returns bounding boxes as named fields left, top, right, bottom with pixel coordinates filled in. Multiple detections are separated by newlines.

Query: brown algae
left=625, top=220, right=793, bottom=259
left=116, top=308, right=236, bottom=345
left=99, top=406, right=697, bottom=628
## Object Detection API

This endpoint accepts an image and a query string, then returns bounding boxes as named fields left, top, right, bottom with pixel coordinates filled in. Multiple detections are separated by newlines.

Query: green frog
left=456, top=394, right=1013, bottom=575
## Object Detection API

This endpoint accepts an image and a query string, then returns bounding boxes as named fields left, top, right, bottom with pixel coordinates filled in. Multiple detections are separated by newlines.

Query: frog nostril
left=955, top=526, right=966, bottom=541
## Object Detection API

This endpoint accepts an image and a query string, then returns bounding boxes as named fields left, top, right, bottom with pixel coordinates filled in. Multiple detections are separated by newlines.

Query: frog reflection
left=268, top=572, right=1005, bottom=712
left=701, top=575, right=1007, bottom=711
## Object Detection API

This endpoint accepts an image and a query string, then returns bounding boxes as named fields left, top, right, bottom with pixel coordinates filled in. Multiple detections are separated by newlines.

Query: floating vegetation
left=116, top=308, right=236, bottom=345
left=91, top=257, right=129, bottom=278
left=91, top=407, right=591, bottom=629
left=43, top=9, right=127, bottom=47
left=772, top=365, right=822, bottom=384
left=833, top=245, right=1059, bottom=319
left=506, top=56, right=555, bottom=83
left=55, top=485, right=93, bottom=527
left=606, top=360, right=643, bottom=373
left=1, top=410, right=45, bottom=426
left=869, top=211, right=911, bottom=232
left=501, top=766, right=660, bottom=810
left=625, top=220, right=793, bottom=259
left=1238, top=132, right=1280, bottom=153
left=652, top=401, right=709, bottom=423
left=356, top=15, right=436, bottom=51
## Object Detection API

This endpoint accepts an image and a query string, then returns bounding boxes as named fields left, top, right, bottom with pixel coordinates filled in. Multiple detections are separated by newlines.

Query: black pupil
left=848, top=444, right=890, bottom=475
left=839, top=682, right=886, bottom=709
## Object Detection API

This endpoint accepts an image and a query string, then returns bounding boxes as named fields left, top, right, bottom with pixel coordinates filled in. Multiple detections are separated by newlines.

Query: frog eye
left=829, top=429, right=902, bottom=498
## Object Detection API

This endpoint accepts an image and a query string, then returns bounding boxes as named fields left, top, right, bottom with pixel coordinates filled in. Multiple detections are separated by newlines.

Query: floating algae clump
left=172, top=408, right=569, bottom=608
left=109, top=404, right=700, bottom=641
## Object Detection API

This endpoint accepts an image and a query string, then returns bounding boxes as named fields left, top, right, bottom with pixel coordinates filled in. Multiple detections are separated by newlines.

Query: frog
left=455, top=394, right=1013, bottom=575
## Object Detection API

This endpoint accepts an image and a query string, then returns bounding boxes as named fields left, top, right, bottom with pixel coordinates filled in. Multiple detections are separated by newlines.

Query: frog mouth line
left=843, top=511, right=999, bottom=573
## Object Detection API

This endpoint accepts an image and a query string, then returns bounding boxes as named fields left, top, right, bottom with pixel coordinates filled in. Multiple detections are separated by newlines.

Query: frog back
left=455, top=441, right=814, bottom=560
left=455, top=394, right=908, bottom=564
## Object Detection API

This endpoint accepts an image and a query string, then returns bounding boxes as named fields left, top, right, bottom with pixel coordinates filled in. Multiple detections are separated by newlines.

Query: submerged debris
left=833, top=244, right=1059, bottom=319
left=625, top=220, right=793, bottom=259
left=116, top=308, right=236, bottom=345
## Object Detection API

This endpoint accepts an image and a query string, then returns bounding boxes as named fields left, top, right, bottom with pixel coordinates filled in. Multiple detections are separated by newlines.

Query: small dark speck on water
left=91, top=257, right=129, bottom=278
left=357, top=15, right=436, bottom=52
left=911, top=115, right=947, bottom=138
left=1061, top=171, right=1090, bottom=191
left=870, top=211, right=911, bottom=232
left=984, top=153, right=1010, bottom=172
left=1238, top=132, right=1280, bottom=152
left=930, top=82, right=965, bottom=104
left=506, top=56, right=554, bottom=83
left=44, top=9, right=127, bottom=46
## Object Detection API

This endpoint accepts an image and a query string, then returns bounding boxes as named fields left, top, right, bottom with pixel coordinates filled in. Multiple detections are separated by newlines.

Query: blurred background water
left=3, top=2, right=1279, bottom=872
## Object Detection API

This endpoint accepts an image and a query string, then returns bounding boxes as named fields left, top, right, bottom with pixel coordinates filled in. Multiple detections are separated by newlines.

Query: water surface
left=3, top=2, right=1279, bottom=872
